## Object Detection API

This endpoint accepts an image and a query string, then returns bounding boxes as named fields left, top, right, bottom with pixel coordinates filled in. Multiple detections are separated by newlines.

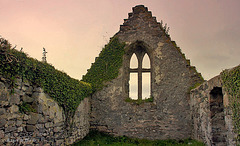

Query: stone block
left=47, top=100, right=55, bottom=106
left=10, top=105, right=19, bottom=113
left=36, top=104, right=43, bottom=114
left=27, top=113, right=40, bottom=124
left=22, top=95, right=34, bottom=103
left=0, top=108, right=6, bottom=115
left=53, top=127, right=62, bottom=133
left=26, top=125, right=36, bottom=132
left=45, top=122, right=53, bottom=128
left=55, top=139, right=64, bottom=145
left=7, top=113, right=20, bottom=120
left=21, top=85, right=28, bottom=91
left=14, top=88, right=24, bottom=96
left=17, top=127, right=23, bottom=132
left=7, top=120, right=15, bottom=126
left=0, top=119, right=7, bottom=127
left=31, top=92, right=40, bottom=99
left=0, top=92, right=8, bottom=101
left=54, top=122, right=64, bottom=128
left=5, top=126, right=17, bottom=133
left=37, top=114, right=46, bottom=123
left=9, top=93, right=20, bottom=104
left=0, top=130, right=4, bottom=139
left=33, top=87, right=43, bottom=93
left=36, top=124, right=44, bottom=129
left=38, top=128, right=45, bottom=133
left=25, top=86, right=33, bottom=95
left=16, top=120, right=23, bottom=126
left=13, top=133, right=18, bottom=137
left=24, top=114, right=29, bottom=120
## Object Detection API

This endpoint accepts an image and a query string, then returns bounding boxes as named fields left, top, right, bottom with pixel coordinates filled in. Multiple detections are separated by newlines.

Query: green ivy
left=19, top=102, right=36, bottom=113
left=82, top=37, right=125, bottom=91
left=0, top=37, right=92, bottom=128
left=221, top=65, right=240, bottom=143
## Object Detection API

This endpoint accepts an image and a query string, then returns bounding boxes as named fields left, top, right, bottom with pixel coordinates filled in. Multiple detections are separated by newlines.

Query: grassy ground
left=72, top=131, right=205, bottom=146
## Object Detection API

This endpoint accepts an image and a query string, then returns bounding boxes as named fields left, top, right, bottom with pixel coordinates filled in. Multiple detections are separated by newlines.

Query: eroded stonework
left=191, top=76, right=237, bottom=146
left=90, top=5, right=203, bottom=140
left=0, top=77, right=90, bottom=145
left=0, top=5, right=237, bottom=146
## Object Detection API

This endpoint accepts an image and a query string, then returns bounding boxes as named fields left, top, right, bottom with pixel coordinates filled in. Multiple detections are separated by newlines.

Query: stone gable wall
left=0, top=77, right=90, bottom=145
left=90, top=5, right=203, bottom=140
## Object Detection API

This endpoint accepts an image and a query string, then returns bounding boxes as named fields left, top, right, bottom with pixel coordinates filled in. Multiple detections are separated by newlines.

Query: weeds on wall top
left=82, top=37, right=125, bottom=92
left=0, top=37, right=92, bottom=128
left=221, top=65, right=240, bottom=143
left=125, top=96, right=153, bottom=105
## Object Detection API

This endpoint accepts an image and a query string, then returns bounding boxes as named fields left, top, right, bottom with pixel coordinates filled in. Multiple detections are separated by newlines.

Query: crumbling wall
left=190, top=75, right=237, bottom=146
left=90, top=5, right=203, bottom=140
left=0, top=77, right=90, bottom=145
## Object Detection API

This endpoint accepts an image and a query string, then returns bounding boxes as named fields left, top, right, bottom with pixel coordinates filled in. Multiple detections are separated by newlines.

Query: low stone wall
left=0, top=77, right=90, bottom=145
left=190, top=75, right=237, bottom=146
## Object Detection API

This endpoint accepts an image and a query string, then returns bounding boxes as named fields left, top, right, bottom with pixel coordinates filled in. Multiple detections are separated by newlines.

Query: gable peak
left=132, top=5, right=148, bottom=14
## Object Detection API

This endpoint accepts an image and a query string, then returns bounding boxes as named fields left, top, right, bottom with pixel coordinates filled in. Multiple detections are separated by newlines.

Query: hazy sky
left=1, top=0, right=240, bottom=80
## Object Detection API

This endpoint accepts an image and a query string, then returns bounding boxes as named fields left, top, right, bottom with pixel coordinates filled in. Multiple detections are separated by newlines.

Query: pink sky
left=1, top=0, right=240, bottom=80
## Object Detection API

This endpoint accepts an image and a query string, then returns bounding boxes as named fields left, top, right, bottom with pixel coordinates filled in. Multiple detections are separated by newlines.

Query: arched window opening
left=130, top=53, right=138, bottom=69
left=142, top=54, right=150, bottom=69
left=129, top=52, right=151, bottom=100
left=142, top=72, right=150, bottom=99
left=129, top=73, right=138, bottom=100
left=210, top=87, right=226, bottom=145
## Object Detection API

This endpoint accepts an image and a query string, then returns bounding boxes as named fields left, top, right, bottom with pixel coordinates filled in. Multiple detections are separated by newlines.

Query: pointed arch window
left=142, top=54, right=151, bottom=99
left=129, top=52, right=151, bottom=100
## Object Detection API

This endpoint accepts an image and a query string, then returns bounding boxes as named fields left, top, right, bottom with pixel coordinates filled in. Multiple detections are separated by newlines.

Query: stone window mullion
left=138, top=56, right=143, bottom=100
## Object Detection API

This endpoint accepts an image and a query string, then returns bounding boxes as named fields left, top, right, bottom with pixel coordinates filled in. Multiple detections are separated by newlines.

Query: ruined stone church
left=0, top=5, right=238, bottom=146
left=89, top=5, right=237, bottom=146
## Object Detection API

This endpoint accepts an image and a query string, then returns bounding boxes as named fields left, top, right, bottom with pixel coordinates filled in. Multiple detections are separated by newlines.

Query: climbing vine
left=221, top=65, right=240, bottom=143
left=0, top=37, right=92, bottom=128
left=82, top=37, right=125, bottom=91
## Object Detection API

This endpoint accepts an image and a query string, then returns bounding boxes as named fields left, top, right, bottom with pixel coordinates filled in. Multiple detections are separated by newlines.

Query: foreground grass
left=73, top=131, right=205, bottom=146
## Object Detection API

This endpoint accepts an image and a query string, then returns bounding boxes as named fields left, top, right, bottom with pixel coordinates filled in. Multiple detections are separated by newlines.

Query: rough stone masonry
left=90, top=5, right=203, bottom=140
left=0, top=5, right=238, bottom=146
left=0, top=76, right=90, bottom=145
left=90, top=5, right=237, bottom=146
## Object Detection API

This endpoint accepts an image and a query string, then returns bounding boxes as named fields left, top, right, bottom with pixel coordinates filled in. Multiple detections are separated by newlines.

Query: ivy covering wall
left=221, top=65, right=240, bottom=143
left=82, top=37, right=125, bottom=91
left=0, top=37, right=92, bottom=127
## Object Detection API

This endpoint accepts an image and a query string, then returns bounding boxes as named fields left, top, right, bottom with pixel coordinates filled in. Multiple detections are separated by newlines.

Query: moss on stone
left=125, top=96, right=153, bottom=105
left=221, top=65, right=240, bottom=143
left=82, top=37, right=125, bottom=92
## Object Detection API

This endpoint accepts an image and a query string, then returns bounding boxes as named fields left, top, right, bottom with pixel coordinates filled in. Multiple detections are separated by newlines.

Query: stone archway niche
left=210, top=87, right=227, bottom=145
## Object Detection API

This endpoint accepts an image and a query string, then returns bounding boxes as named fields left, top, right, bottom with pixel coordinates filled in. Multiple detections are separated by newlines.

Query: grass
left=73, top=131, right=205, bottom=146
left=125, top=97, right=153, bottom=105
